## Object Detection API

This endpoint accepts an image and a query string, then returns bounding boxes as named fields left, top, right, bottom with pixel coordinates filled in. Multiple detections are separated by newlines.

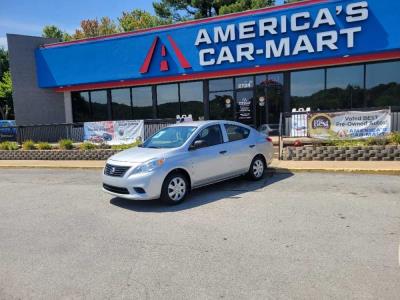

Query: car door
left=189, top=124, right=231, bottom=187
left=223, top=124, right=253, bottom=175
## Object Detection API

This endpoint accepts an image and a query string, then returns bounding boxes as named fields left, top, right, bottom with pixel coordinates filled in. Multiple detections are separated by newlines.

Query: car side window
left=193, top=125, right=223, bottom=147
left=224, top=124, right=250, bottom=142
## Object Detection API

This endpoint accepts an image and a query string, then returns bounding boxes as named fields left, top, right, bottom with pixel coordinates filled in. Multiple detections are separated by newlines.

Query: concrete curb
left=271, top=168, right=400, bottom=176
left=0, top=161, right=399, bottom=175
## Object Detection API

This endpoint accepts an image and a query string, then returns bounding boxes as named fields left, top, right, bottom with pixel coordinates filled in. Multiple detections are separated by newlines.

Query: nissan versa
left=102, top=120, right=274, bottom=204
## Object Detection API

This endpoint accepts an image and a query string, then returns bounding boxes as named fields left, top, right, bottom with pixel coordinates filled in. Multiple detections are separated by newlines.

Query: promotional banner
left=83, top=120, right=144, bottom=145
left=0, top=120, right=17, bottom=141
left=308, top=110, right=391, bottom=139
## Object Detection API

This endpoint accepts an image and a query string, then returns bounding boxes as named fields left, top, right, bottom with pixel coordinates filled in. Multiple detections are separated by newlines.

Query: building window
left=157, top=84, right=179, bottom=118
left=111, top=88, right=132, bottom=120
left=236, top=76, right=254, bottom=89
left=366, top=61, right=400, bottom=107
left=72, top=91, right=91, bottom=122
left=209, top=78, right=234, bottom=120
left=209, top=78, right=233, bottom=92
left=291, top=69, right=325, bottom=110
left=90, top=90, right=108, bottom=121
left=180, top=81, right=204, bottom=120
left=209, top=91, right=234, bottom=120
left=132, top=86, right=153, bottom=119
left=326, top=65, right=364, bottom=109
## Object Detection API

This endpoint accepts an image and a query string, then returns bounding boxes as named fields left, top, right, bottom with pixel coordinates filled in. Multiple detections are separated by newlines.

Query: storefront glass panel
left=111, top=88, right=132, bottom=120
left=72, top=91, right=91, bottom=122
left=209, top=91, right=234, bottom=120
left=209, top=78, right=233, bottom=92
left=157, top=84, right=179, bottom=118
left=366, top=61, right=400, bottom=107
left=326, top=65, right=364, bottom=109
left=180, top=81, right=204, bottom=120
left=291, top=69, right=325, bottom=110
left=132, top=87, right=153, bottom=119
left=90, top=90, right=108, bottom=121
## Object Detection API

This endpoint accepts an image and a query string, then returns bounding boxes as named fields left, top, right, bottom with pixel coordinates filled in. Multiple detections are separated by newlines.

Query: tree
left=42, top=25, right=64, bottom=40
left=118, top=9, right=171, bottom=32
left=0, top=48, right=9, bottom=78
left=0, top=71, right=13, bottom=119
left=220, top=0, right=275, bottom=15
left=152, top=0, right=275, bottom=21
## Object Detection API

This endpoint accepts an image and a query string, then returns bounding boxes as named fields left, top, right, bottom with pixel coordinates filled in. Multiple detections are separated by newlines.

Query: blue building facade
left=30, top=0, right=400, bottom=126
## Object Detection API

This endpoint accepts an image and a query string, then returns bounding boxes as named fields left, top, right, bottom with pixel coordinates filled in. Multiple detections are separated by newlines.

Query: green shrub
left=388, top=132, right=400, bottom=145
left=0, top=141, right=19, bottom=150
left=36, top=142, right=52, bottom=150
left=59, top=139, right=74, bottom=150
left=79, top=142, right=97, bottom=150
left=111, top=140, right=141, bottom=150
left=22, top=140, right=36, bottom=150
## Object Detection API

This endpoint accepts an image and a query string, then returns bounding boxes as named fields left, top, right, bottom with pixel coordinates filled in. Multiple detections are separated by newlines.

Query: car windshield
left=142, top=126, right=197, bottom=149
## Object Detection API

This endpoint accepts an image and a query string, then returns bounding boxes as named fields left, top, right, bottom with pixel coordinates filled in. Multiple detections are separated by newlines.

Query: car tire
left=248, top=156, right=266, bottom=181
left=160, top=172, right=189, bottom=205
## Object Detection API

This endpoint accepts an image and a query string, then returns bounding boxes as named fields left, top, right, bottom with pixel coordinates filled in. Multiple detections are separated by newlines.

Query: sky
left=0, top=0, right=285, bottom=50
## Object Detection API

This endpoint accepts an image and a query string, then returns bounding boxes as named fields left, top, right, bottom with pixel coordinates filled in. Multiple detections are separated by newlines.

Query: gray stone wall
left=284, top=146, right=400, bottom=161
left=7, top=34, right=66, bottom=125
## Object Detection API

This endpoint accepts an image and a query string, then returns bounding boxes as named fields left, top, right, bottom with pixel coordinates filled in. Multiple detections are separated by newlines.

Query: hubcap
left=167, top=177, right=186, bottom=201
left=253, top=159, right=264, bottom=178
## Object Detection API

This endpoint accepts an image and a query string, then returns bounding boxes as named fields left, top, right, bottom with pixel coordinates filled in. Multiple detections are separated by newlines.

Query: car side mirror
left=190, top=139, right=208, bottom=150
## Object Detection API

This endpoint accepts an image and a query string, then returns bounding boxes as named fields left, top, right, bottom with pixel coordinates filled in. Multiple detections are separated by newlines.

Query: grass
left=22, top=140, right=36, bottom=150
left=58, top=139, right=74, bottom=150
left=79, top=142, right=97, bottom=150
left=36, top=142, right=52, bottom=150
left=325, top=132, right=400, bottom=147
left=111, top=140, right=141, bottom=150
left=0, top=141, right=19, bottom=150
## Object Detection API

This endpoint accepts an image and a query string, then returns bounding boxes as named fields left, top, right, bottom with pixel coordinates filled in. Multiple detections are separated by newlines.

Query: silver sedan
left=103, top=120, right=274, bottom=205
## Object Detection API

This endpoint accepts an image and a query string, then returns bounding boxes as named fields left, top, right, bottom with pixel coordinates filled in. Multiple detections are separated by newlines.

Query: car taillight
left=266, top=137, right=272, bottom=143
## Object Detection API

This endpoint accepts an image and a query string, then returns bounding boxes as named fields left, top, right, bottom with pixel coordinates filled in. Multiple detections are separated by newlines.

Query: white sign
left=195, top=1, right=369, bottom=66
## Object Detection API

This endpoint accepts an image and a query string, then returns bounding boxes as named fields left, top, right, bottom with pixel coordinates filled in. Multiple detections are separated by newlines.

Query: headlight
left=132, top=158, right=165, bottom=174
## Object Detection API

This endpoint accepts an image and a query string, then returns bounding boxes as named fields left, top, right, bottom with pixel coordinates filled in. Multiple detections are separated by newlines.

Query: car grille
left=103, top=184, right=130, bottom=195
left=104, top=164, right=130, bottom=177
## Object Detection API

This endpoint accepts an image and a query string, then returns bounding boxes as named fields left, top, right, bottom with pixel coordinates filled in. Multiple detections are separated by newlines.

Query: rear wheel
left=160, top=172, right=189, bottom=205
left=248, top=156, right=266, bottom=181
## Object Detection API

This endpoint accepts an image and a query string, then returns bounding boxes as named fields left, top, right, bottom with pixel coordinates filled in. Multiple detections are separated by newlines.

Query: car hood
left=108, top=147, right=173, bottom=164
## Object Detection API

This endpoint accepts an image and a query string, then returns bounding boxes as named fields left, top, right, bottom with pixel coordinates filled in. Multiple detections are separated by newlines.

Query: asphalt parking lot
left=0, top=169, right=399, bottom=299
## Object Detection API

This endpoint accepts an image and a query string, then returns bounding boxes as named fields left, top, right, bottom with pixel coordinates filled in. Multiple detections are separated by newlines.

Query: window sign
left=236, top=76, right=254, bottom=89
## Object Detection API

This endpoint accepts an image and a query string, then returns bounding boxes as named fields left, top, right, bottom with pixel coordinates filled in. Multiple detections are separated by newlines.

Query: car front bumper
left=102, top=168, right=166, bottom=200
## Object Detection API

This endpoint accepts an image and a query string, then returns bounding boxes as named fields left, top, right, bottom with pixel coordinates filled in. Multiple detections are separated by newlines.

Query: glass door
left=235, top=89, right=254, bottom=126
left=235, top=76, right=255, bottom=127
left=266, top=73, right=284, bottom=125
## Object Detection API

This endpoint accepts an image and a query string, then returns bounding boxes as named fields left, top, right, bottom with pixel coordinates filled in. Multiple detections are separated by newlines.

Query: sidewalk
left=0, top=160, right=399, bottom=175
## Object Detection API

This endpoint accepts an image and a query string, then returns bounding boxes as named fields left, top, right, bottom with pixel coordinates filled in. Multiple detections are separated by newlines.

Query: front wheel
left=248, top=156, right=266, bottom=181
left=160, top=172, right=189, bottom=205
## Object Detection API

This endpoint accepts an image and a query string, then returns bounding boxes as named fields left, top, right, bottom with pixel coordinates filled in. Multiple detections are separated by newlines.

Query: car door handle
left=219, top=150, right=227, bottom=154
left=249, top=145, right=255, bottom=148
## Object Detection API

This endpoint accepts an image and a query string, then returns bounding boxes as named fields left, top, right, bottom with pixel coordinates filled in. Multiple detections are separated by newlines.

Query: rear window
left=224, top=124, right=250, bottom=142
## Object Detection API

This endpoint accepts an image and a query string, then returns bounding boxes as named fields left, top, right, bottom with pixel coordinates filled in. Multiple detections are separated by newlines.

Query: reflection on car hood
left=108, top=146, right=172, bottom=164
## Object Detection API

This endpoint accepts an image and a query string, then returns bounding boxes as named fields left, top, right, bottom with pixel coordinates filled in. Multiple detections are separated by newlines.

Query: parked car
left=102, top=120, right=274, bottom=205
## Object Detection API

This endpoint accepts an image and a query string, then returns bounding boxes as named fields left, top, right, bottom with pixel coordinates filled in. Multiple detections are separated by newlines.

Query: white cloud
left=0, top=37, right=7, bottom=50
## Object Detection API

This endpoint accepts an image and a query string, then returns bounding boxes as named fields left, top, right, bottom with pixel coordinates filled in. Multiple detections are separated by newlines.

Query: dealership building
left=7, top=0, right=400, bottom=128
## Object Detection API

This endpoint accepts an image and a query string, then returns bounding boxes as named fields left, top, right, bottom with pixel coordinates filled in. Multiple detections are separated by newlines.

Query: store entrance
left=234, top=73, right=284, bottom=129
left=255, top=73, right=284, bottom=128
